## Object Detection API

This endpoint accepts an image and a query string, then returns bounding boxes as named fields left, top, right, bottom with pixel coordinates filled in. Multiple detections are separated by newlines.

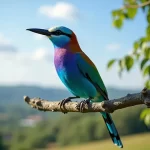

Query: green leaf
left=140, top=58, right=149, bottom=70
left=147, top=11, right=150, bottom=23
left=140, top=108, right=150, bottom=126
left=133, top=41, right=139, bottom=52
left=112, top=10, right=122, bottom=17
left=140, top=108, right=150, bottom=120
left=113, top=19, right=123, bottom=29
left=118, top=59, right=125, bottom=77
left=123, top=12, right=129, bottom=19
left=145, top=80, right=150, bottom=89
left=146, top=25, right=150, bottom=37
left=139, top=37, right=146, bottom=48
left=112, top=10, right=125, bottom=21
left=125, top=55, right=134, bottom=71
left=144, top=47, right=150, bottom=59
left=144, top=115, right=150, bottom=126
left=107, top=59, right=116, bottom=69
left=127, top=8, right=137, bottom=19
left=143, top=65, right=150, bottom=77
left=146, top=36, right=150, bottom=41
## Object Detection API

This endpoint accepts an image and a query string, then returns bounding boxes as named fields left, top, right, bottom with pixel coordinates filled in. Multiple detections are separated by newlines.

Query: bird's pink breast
left=54, top=48, right=75, bottom=70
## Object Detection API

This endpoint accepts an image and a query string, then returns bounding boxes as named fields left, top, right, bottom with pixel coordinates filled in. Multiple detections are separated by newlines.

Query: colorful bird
left=27, top=26, right=123, bottom=148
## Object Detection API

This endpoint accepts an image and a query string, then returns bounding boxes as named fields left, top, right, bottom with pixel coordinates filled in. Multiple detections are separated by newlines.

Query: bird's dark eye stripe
left=62, top=32, right=72, bottom=38
left=51, top=30, right=71, bottom=38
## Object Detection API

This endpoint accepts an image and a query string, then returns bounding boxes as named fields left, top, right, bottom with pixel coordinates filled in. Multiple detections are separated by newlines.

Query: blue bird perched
left=27, top=26, right=123, bottom=148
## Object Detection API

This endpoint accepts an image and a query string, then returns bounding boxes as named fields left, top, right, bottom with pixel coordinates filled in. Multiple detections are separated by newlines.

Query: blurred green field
left=54, top=133, right=150, bottom=150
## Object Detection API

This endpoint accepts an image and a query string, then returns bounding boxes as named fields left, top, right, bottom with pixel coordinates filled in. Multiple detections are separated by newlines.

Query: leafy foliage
left=140, top=108, right=150, bottom=128
left=109, top=0, right=150, bottom=128
left=108, top=0, right=150, bottom=88
left=107, top=59, right=116, bottom=69
left=125, top=55, right=134, bottom=71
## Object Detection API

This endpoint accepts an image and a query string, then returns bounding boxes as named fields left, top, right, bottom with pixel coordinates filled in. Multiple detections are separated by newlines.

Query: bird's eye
left=55, top=30, right=62, bottom=35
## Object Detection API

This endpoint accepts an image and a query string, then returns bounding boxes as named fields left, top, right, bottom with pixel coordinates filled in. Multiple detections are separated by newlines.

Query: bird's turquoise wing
left=76, top=52, right=108, bottom=101
left=76, top=52, right=123, bottom=148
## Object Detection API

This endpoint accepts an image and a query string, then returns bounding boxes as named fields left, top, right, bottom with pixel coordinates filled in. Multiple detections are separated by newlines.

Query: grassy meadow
left=52, top=133, right=150, bottom=150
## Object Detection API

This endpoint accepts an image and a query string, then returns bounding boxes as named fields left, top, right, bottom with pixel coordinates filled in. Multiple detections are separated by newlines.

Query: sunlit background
left=0, top=0, right=149, bottom=150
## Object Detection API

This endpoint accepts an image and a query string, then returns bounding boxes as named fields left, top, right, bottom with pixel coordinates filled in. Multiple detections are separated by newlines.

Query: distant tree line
left=1, top=106, right=147, bottom=150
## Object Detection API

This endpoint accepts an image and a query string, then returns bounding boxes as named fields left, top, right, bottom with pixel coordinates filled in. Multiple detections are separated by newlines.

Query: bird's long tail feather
left=101, top=112, right=123, bottom=148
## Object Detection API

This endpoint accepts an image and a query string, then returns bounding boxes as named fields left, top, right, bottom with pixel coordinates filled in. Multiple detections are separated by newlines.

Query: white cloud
left=105, top=43, right=121, bottom=52
left=0, top=47, right=53, bottom=62
left=34, top=34, right=46, bottom=40
left=31, top=48, right=53, bottom=61
left=0, top=48, right=144, bottom=89
left=0, top=34, right=17, bottom=52
left=0, top=34, right=10, bottom=44
left=0, top=34, right=62, bottom=87
left=39, top=2, right=79, bottom=21
left=0, top=48, right=64, bottom=88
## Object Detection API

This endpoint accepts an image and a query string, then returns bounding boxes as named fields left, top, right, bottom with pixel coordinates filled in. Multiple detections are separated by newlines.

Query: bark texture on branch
left=24, top=88, right=150, bottom=113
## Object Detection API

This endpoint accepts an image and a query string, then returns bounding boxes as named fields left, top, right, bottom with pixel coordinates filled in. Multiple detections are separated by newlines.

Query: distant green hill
left=0, top=85, right=139, bottom=105
left=0, top=85, right=70, bottom=105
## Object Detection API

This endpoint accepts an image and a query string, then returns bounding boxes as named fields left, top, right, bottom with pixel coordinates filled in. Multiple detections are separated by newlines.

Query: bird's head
left=27, top=26, right=75, bottom=48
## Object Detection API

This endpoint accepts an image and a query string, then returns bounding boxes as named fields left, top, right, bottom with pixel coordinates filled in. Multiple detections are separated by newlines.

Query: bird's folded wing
left=76, top=52, right=109, bottom=100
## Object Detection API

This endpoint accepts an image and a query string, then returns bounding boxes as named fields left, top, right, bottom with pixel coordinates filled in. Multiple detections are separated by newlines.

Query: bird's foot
left=76, top=98, right=91, bottom=113
left=59, top=98, right=72, bottom=114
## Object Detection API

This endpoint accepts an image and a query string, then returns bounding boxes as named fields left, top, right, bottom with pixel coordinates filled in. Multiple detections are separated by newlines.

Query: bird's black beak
left=26, top=28, right=51, bottom=36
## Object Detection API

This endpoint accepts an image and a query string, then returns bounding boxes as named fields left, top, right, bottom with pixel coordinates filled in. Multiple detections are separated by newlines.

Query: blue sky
left=0, top=0, right=147, bottom=89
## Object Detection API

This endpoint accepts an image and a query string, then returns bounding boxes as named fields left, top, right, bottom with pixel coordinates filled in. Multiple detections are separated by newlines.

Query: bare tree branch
left=24, top=88, right=150, bottom=113
left=121, top=0, right=150, bottom=9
